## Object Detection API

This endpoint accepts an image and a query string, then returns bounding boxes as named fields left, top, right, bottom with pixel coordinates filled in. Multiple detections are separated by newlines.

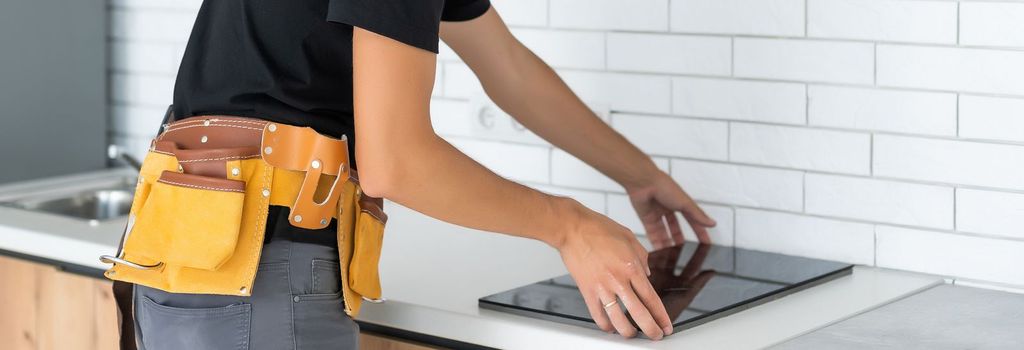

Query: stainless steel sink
left=0, top=174, right=136, bottom=221
left=10, top=189, right=134, bottom=220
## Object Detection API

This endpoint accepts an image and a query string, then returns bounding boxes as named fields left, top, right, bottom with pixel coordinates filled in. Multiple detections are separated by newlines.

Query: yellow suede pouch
left=127, top=171, right=245, bottom=271
left=106, top=150, right=274, bottom=296
left=348, top=194, right=386, bottom=299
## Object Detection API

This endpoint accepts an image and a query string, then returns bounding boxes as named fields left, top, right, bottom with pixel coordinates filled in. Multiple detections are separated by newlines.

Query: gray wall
left=0, top=0, right=108, bottom=184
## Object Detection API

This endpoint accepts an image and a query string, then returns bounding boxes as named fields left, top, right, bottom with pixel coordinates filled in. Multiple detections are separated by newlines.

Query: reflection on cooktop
left=479, top=243, right=853, bottom=333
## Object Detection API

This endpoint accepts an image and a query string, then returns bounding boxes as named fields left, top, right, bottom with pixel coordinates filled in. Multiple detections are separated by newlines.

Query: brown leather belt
left=154, top=116, right=351, bottom=229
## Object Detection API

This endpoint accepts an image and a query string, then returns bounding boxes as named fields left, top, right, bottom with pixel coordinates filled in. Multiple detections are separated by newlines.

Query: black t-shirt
left=171, top=0, right=490, bottom=246
left=172, top=0, right=491, bottom=168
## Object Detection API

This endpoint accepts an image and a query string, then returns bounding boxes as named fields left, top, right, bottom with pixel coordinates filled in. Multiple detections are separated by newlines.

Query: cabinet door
left=0, top=255, right=118, bottom=350
left=360, top=332, right=444, bottom=350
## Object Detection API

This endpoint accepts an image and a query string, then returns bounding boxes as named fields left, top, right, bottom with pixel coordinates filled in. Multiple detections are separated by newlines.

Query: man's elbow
left=355, top=164, right=396, bottom=199
left=354, top=152, right=403, bottom=199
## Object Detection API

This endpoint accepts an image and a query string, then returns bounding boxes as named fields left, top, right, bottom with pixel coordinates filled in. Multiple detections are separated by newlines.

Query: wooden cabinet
left=360, top=333, right=442, bottom=350
left=0, top=255, right=117, bottom=350
left=0, top=255, right=442, bottom=350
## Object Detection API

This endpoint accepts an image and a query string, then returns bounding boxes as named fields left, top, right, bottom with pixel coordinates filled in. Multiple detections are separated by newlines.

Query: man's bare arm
left=352, top=27, right=673, bottom=340
left=440, top=8, right=716, bottom=245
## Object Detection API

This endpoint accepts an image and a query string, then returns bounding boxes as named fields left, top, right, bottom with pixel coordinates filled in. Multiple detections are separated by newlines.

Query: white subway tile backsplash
left=874, top=135, right=1024, bottom=191
left=607, top=194, right=735, bottom=245
left=511, top=28, right=605, bottom=70
left=551, top=150, right=669, bottom=192
left=111, top=0, right=202, bottom=10
left=551, top=0, right=668, bottom=31
left=110, top=41, right=179, bottom=74
left=959, top=95, right=1024, bottom=143
left=612, top=114, right=728, bottom=160
left=960, top=2, right=1024, bottom=48
left=448, top=138, right=550, bottom=183
left=730, top=123, right=871, bottom=175
left=491, top=0, right=549, bottom=27
left=734, top=38, right=875, bottom=85
left=670, top=159, right=804, bottom=211
left=558, top=71, right=672, bottom=114
left=111, top=104, right=167, bottom=138
left=877, top=226, right=1024, bottom=286
left=956, top=189, right=1024, bottom=240
left=673, top=77, right=806, bottom=125
left=808, top=86, right=957, bottom=136
left=607, top=33, right=731, bottom=76
left=805, top=174, right=953, bottom=229
left=465, top=101, right=550, bottom=146
left=110, top=8, right=196, bottom=43
left=736, top=209, right=874, bottom=265
left=437, top=42, right=459, bottom=62
left=430, top=99, right=474, bottom=137
left=111, top=73, right=175, bottom=107
left=441, top=63, right=483, bottom=99
left=877, top=45, right=1024, bottom=96
left=808, top=0, right=957, bottom=44
left=670, top=0, right=804, bottom=36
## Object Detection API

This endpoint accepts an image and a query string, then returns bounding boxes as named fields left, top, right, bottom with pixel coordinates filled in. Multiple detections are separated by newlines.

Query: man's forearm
left=359, top=130, right=581, bottom=248
left=475, top=44, right=659, bottom=190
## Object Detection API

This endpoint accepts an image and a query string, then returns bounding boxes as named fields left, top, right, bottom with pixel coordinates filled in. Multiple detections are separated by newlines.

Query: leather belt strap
left=154, top=115, right=351, bottom=229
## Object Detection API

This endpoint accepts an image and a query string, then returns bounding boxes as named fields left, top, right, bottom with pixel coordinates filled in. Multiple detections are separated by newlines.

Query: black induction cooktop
left=479, top=243, right=853, bottom=333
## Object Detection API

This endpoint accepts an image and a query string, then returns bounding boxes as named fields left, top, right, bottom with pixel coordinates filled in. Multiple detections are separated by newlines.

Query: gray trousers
left=132, top=239, right=359, bottom=350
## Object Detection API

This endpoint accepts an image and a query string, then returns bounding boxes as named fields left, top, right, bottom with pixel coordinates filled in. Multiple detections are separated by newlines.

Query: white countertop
left=0, top=170, right=943, bottom=349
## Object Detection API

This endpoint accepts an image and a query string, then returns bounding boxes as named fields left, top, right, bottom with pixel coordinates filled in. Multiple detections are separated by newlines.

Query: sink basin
left=11, top=189, right=134, bottom=221
left=0, top=174, right=136, bottom=221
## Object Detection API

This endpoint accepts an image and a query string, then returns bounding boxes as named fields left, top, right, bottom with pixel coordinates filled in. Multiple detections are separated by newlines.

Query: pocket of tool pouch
left=128, top=171, right=245, bottom=271
left=348, top=198, right=386, bottom=299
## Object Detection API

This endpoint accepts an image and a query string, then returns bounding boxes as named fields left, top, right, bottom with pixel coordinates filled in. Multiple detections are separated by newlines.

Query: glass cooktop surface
left=479, top=243, right=853, bottom=332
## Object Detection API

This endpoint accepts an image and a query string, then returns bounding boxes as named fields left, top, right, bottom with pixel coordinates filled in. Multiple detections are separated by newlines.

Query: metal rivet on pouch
left=268, top=124, right=277, bottom=132
left=107, top=270, right=115, bottom=276
left=311, top=159, right=321, bottom=169
left=203, top=119, right=211, bottom=126
left=294, top=215, right=303, bottom=223
left=231, top=168, right=240, bottom=176
left=200, top=135, right=208, bottom=143
left=239, top=286, right=248, bottom=294
left=320, top=218, right=328, bottom=226
left=262, top=189, right=270, bottom=197
left=177, top=165, right=183, bottom=172
left=264, top=146, right=273, bottom=155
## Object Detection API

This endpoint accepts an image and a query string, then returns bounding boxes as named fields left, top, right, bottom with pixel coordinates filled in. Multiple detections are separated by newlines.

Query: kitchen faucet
left=107, top=144, right=142, bottom=171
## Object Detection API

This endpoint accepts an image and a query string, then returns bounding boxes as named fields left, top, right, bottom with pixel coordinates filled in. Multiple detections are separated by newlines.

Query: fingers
left=614, top=281, right=666, bottom=340
left=633, top=198, right=673, bottom=249
left=629, top=240, right=651, bottom=276
left=582, top=289, right=614, bottom=333
left=679, top=199, right=716, bottom=227
left=682, top=213, right=713, bottom=244
left=663, top=210, right=685, bottom=246
left=598, top=289, right=638, bottom=338
left=631, top=274, right=674, bottom=336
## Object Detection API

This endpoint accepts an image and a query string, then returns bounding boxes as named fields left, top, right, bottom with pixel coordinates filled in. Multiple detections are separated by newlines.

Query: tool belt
left=100, top=115, right=387, bottom=348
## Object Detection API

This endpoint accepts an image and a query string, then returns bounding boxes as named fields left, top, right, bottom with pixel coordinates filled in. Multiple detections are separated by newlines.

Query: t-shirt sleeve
left=327, top=0, right=446, bottom=53
left=441, top=0, right=492, bottom=22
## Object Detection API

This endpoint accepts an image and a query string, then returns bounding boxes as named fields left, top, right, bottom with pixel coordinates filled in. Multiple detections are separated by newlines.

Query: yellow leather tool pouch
left=126, top=171, right=245, bottom=271
left=104, top=115, right=387, bottom=319
left=348, top=192, right=387, bottom=299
